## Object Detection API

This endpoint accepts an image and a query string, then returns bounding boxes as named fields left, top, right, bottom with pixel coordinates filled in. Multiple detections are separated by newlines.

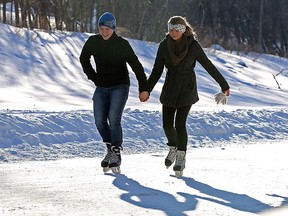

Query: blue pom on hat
left=98, top=12, right=116, bottom=30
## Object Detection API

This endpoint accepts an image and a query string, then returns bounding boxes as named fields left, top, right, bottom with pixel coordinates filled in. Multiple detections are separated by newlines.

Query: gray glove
left=214, top=92, right=227, bottom=105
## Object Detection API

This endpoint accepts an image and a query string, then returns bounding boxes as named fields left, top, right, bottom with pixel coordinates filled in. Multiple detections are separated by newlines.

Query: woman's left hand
left=224, top=89, right=230, bottom=96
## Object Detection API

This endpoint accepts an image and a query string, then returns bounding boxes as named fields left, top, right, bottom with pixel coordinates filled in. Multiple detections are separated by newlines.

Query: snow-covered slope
left=1, top=23, right=288, bottom=111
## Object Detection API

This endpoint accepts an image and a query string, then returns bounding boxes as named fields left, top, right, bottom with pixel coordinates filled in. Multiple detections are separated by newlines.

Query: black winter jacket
left=148, top=35, right=230, bottom=108
left=79, top=32, right=148, bottom=92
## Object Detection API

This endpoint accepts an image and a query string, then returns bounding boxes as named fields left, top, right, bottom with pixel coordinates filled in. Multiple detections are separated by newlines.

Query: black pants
left=162, top=104, right=192, bottom=152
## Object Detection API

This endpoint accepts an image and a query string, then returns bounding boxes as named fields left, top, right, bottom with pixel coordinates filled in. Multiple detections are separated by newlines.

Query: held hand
left=139, top=91, right=149, bottom=102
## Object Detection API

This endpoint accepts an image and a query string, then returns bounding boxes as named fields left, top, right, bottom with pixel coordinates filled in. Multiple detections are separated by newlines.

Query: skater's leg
left=103, top=85, right=128, bottom=173
left=93, top=87, right=113, bottom=172
left=108, top=85, right=129, bottom=148
left=162, top=105, right=178, bottom=167
left=162, top=105, right=177, bottom=147
left=174, top=105, right=192, bottom=152
left=92, top=87, right=111, bottom=144
left=172, top=105, right=191, bottom=176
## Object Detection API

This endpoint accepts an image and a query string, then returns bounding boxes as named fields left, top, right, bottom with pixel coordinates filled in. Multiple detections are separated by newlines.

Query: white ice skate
left=173, top=150, right=186, bottom=177
left=165, top=146, right=177, bottom=168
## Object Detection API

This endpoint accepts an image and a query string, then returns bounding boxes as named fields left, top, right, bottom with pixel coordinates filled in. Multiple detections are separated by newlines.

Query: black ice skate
left=101, top=145, right=112, bottom=173
left=173, top=150, right=186, bottom=177
left=165, top=146, right=177, bottom=168
left=109, top=146, right=122, bottom=174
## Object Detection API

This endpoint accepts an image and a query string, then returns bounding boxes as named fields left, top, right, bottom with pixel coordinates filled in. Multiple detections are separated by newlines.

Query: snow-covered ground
left=0, top=142, right=287, bottom=216
left=0, top=23, right=288, bottom=215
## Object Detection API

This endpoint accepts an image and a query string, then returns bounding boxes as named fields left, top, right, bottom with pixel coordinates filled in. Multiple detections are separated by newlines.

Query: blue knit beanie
left=98, top=12, right=116, bottom=31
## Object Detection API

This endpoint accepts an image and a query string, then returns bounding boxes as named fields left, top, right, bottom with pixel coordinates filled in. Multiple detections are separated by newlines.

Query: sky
left=0, top=23, right=288, bottom=215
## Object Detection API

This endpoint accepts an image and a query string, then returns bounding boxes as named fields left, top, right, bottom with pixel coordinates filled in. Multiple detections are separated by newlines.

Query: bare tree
left=1, top=0, right=287, bottom=57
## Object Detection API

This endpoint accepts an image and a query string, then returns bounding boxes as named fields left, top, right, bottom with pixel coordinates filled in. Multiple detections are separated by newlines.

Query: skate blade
left=103, top=167, right=110, bottom=173
left=111, top=167, right=121, bottom=174
left=175, top=171, right=183, bottom=177
left=166, top=165, right=174, bottom=169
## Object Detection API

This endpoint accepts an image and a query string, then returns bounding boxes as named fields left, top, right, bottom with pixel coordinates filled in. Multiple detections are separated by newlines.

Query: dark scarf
left=167, top=34, right=188, bottom=66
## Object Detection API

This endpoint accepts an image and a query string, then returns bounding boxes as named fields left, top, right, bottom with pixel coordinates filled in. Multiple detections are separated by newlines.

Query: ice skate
left=101, top=146, right=112, bottom=173
left=173, top=150, right=186, bottom=177
left=109, top=146, right=122, bottom=174
left=165, top=146, right=177, bottom=168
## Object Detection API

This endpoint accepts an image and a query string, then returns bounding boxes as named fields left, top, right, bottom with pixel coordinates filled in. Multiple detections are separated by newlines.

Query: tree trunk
left=3, top=0, right=7, bottom=23
left=14, top=0, right=20, bottom=27
left=256, top=0, right=264, bottom=53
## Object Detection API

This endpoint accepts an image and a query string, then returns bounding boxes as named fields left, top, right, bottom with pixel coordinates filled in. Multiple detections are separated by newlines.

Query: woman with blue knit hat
left=79, top=12, right=149, bottom=174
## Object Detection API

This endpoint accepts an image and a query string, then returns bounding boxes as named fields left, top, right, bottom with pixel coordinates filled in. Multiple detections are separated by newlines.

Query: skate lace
left=109, top=147, right=121, bottom=164
left=175, top=151, right=185, bottom=166
left=110, top=152, right=120, bottom=164
left=166, top=147, right=177, bottom=161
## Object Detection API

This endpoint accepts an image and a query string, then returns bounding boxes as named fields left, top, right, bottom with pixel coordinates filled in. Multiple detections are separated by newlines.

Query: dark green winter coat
left=79, top=32, right=149, bottom=92
left=148, top=35, right=230, bottom=108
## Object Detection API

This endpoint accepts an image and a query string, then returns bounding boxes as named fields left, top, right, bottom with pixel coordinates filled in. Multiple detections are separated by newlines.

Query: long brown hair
left=168, top=16, right=196, bottom=38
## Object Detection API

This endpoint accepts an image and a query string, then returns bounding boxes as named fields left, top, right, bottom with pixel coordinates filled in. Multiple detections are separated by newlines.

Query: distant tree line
left=1, top=0, right=287, bottom=57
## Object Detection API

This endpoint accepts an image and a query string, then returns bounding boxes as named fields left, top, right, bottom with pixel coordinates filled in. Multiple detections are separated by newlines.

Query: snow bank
left=1, top=108, right=287, bottom=162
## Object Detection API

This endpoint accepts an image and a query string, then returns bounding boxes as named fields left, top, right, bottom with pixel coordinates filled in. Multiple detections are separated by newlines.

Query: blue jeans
left=92, top=85, right=129, bottom=148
